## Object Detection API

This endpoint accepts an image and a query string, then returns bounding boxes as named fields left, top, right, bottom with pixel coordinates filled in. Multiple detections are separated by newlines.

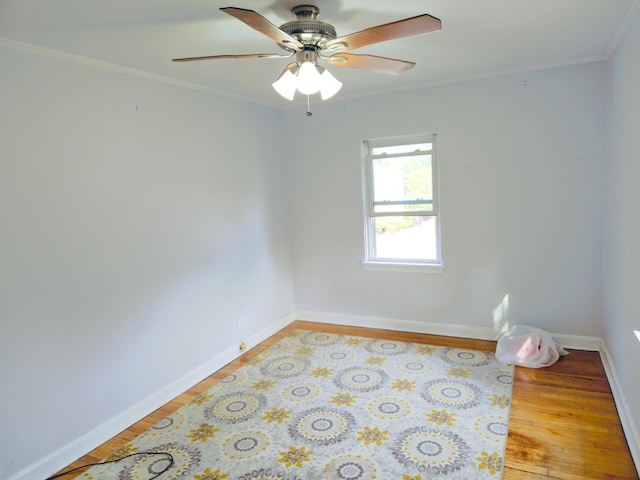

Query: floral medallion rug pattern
left=78, top=330, right=514, bottom=480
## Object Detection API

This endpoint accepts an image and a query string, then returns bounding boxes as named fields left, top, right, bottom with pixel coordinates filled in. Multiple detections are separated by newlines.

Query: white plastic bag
left=495, top=325, right=568, bottom=368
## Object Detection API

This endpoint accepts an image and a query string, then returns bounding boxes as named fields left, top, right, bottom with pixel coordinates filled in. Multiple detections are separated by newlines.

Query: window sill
left=361, top=261, right=444, bottom=274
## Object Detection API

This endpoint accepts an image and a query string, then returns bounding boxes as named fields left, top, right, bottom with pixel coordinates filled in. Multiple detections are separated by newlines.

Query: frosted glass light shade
left=296, top=61, right=321, bottom=95
left=272, top=69, right=297, bottom=101
left=272, top=61, right=342, bottom=101
left=319, top=69, right=342, bottom=100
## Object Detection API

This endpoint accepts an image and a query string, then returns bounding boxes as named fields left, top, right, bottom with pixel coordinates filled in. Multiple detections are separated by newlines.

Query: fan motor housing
left=278, top=5, right=337, bottom=50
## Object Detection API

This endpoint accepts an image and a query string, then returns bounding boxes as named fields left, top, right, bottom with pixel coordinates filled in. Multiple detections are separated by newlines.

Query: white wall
left=287, top=62, right=607, bottom=336
left=604, top=8, right=640, bottom=461
left=0, top=46, right=294, bottom=479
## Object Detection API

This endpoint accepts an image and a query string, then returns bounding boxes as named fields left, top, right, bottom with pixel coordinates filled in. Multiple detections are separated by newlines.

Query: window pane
left=373, top=216, right=438, bottom=261
left=372, top=154, right=433, bottom=213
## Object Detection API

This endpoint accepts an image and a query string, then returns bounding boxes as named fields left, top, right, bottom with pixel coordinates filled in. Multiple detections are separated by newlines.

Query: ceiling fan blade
left=173, top=52, right=294, bottom=62
left=322, top=14, right=441, bottom=53
left=221, top=7, right=304, bottom=51
left=327, top=53, right=415, bottom=75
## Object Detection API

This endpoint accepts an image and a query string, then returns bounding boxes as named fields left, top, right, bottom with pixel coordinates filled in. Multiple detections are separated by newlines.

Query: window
left=361, top=133, right=441, bottom=271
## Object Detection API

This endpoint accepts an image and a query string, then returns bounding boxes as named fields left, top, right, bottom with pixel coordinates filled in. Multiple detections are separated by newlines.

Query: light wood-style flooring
left=54, top=320, right=638, bottom=479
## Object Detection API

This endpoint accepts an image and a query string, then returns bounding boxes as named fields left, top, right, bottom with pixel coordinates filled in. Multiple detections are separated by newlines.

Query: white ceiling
left=1, top=0, right=638, bottom=108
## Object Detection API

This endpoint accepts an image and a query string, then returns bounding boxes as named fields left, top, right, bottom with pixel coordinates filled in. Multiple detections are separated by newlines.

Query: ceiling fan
left=173, top=5, right=442, bottom=101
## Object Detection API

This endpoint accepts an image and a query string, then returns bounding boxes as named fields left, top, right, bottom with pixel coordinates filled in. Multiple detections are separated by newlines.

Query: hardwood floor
left=53, top=320, right=638, bottom=479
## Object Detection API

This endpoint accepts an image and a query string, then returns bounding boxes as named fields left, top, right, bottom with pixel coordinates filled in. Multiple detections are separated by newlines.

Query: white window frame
left=361, top=133, right=443, bottom=273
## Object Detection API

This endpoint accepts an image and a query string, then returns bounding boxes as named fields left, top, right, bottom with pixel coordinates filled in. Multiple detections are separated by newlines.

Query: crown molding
left=0, top=37, right=280, bottom=108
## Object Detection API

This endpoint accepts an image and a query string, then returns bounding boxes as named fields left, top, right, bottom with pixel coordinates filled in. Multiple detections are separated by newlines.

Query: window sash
left=364, top=134, right=438, bottom=218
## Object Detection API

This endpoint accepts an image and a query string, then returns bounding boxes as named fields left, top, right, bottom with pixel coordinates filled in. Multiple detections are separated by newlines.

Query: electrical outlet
left=239, top=342, right=247, bottom=353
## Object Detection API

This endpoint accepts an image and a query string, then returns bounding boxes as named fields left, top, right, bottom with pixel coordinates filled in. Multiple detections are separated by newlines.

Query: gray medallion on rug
left=78, top=330, right=514, bottom=480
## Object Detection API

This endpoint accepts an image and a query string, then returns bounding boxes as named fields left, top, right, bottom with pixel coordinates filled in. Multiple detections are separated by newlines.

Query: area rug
left=76, top=329, right=514, bottom=479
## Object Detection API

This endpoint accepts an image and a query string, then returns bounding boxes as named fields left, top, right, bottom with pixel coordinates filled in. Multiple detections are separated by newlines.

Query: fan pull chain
left=306, top=95, right=312, bottom=116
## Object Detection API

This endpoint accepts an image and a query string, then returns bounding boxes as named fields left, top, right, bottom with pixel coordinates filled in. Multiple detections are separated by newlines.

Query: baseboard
left=13, top=312, right=296, bottom=480
left=295, top=310, right=500, bottom=341
left=295, top=310, right=603, bottom=350
left=241, top=312, right=296, bottom=351
left=550, top=332, right=603, bottom=351
left=598, top=340, right=640, bottom=474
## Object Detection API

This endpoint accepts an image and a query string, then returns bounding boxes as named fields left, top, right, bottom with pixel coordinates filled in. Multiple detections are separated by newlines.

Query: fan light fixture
left=172, top=5, right=443, bottom=106
left=272, top=51, right=342, bottom=101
